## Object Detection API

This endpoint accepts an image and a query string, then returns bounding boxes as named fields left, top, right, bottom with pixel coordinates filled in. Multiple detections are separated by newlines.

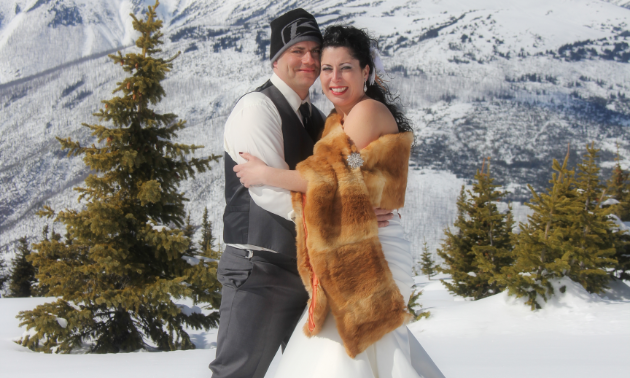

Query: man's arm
left=224, top=93, right=295, bottom=220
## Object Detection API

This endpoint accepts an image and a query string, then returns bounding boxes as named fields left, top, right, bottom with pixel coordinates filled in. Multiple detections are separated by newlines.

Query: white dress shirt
left=223, top=73, right=316, bottom=252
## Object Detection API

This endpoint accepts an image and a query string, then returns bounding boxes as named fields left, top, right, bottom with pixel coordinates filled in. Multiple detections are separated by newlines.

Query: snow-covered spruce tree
left=437, top=159, right=514, bottom=300
left=567, top=143, right=616, bottom=293
left=420, top=240, right=436, bottom=280
left=498, top=149, right=576, bottom=310
left=8, top=237, right=37, bottom=298
left=17, top=1, right=221, bottom=354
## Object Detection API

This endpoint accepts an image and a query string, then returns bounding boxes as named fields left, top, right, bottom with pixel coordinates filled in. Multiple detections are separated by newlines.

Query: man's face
left=273, top=40, right=321, bottom=98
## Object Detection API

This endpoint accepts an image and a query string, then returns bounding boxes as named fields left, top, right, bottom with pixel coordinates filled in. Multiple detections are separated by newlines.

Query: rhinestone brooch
left=347, top=152, right=364, bottom=169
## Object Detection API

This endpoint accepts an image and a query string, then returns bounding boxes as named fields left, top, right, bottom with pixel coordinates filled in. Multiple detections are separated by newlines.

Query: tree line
left=425, top=144, right=629, bottom=310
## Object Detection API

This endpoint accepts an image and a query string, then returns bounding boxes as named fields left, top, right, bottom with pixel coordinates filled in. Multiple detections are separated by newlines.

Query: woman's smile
left=330, top=86, right=348, bottom=95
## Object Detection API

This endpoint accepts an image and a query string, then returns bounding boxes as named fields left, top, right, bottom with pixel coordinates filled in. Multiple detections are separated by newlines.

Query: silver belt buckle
left=246, top=249, right=254, bottom=259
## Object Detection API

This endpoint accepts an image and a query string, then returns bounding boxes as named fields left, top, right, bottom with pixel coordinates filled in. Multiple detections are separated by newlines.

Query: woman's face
left=320, top=46, right=370, bottom=114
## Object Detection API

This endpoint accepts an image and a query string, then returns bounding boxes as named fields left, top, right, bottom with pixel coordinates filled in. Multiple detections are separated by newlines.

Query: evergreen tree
left=182, top=213, right=198, bottom=257
left=605, top=147, right=630, bottom=280
left=41, top=224, right=49, bottom=241
left=498, top=148, right=580, bottom=309
left=501, top=145, right=617, bottom=310
left=31, top=224, right=58, bottom=297
left=407, top=288, right=430, bottom=321
left=199, top=207, right=220, bottom=260
left=420, top=240, right=436, bottom=280
left=17, top=1, right=221, bottom=354
left=0, top=247, right=8, bottom=294
left=438, top=159, right=514, bottom=299
left=605, top=145, right=630, bottom=221
left=611, top=229, right=630, bottom=280
left=437, top=187, right=475, bottom=296
left=568, top=143, right=616, bottom=293
left=8, top=237, right=37, bottom=297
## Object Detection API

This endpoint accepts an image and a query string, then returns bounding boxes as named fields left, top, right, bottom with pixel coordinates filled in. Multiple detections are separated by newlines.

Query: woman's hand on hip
left=234, top=152, right=269, bottom=188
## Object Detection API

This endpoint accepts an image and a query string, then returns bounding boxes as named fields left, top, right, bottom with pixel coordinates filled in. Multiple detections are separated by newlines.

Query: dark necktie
left=299, top=102, right=319, bottom=142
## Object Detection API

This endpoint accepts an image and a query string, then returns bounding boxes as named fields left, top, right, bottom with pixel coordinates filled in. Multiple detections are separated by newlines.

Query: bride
left=234, top=25, right=444, bottom=378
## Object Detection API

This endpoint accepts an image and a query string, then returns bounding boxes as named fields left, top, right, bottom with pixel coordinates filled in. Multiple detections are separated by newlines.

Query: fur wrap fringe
left=292, top=111, right=414, bottom=358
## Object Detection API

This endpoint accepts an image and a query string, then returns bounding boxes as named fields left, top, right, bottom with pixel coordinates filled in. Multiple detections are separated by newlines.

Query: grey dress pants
left=209, top=246, right=309, bottom=378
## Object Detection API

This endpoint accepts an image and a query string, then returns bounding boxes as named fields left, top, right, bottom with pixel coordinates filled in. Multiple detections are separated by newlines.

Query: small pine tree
left=567, top=143, right=616, bottom=293
left=437, top=187, right=475, bottom=296
left=438, top=159, right=514, bottom=299
left=420, top=240, right=436, bottom=280
left=31, top=224, right=58, bottom=297
left=606, top=145, right=630, bottom=221
left=8, top=237, right=37, bottom=298
left=17, top=1, right=221, bottom=354
left=0, top=247, right=8, bottom=294
left=199, top=207, right=220, bottom=260
left=182, top=213, right=198, bottom=257
left=611, top=228, right=630, bottom=281
left=407, top=288, right=430, bottom=321
left=605, top=146, right=630, bottom=280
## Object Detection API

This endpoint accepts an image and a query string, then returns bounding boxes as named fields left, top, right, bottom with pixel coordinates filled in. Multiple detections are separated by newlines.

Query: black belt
left=226, top=247, right=299, bottom=275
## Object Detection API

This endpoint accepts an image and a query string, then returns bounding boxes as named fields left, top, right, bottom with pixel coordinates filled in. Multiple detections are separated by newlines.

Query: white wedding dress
left=274, top=212, right=445, bottom=378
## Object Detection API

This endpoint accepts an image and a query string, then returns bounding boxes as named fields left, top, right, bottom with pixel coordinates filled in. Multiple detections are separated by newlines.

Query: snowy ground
left=1, top=275, right=629, bottom=378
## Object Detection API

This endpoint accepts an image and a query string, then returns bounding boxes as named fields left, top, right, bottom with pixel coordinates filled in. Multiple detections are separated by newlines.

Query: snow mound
left=411, top=277, right=630, bottom=338
left=533, top=276, right=612, bottom=310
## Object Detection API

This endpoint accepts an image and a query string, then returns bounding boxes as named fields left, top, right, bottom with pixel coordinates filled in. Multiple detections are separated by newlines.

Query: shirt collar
left=270, top=73, right=312, bottom=113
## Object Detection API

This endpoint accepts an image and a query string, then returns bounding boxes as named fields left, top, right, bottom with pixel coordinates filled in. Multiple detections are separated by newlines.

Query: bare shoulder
left=346, top=99, right=397, bottom=134
left=343, top=99, right=398, bottom=149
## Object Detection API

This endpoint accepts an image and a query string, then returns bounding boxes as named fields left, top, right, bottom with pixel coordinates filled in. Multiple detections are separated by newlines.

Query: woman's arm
left=234, top=152, right=307, bottom=193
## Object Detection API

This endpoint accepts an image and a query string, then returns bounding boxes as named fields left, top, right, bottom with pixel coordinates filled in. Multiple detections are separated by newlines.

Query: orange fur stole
left=292, top=111, right=414, bottom=358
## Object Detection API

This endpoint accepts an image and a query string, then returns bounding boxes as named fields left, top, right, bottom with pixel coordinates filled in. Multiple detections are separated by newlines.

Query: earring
left=364, top=81, right=367, bottom=92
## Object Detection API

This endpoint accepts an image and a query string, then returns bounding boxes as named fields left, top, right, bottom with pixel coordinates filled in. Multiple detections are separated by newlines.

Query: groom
left=210, top=9, right=326, bottom=378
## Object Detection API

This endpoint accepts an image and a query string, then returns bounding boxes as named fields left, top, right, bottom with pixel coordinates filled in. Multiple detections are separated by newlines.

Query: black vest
left=223, top=81, right=325, bottom=258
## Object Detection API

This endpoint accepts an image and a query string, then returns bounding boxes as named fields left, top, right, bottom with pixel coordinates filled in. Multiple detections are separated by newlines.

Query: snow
left=1, top=276, right=629, bottom=377
left=55, top=317, right=68, bottom=329
left=0, top=297, right=222, bottom=378
left=603, top=198, right=620, bottom=206
left=408, top=274, right=630, bottom=377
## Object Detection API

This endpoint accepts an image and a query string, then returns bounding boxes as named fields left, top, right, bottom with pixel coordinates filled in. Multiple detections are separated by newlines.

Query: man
left=210, top=9, right=393, bottom=378
left=210, top=9, right=326, bottom=378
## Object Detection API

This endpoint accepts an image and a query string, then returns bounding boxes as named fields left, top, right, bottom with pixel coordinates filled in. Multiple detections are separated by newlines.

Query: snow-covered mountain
left=1, top=0, right=629, bottom=265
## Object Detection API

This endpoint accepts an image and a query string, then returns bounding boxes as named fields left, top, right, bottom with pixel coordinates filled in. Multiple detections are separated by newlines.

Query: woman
left=235, top=26, right=444, bottom=378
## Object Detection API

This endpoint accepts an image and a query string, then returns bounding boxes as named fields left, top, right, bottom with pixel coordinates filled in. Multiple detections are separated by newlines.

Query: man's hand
left=375, top=208, right=394, bottom=228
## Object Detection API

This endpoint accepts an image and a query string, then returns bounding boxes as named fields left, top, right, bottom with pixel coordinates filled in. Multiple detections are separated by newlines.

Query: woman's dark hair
left=322, top=25, right=413, bottom=133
